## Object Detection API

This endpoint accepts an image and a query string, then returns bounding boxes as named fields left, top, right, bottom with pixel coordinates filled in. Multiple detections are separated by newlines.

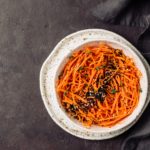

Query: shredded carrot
left=56, top=42, right=141, bottom=127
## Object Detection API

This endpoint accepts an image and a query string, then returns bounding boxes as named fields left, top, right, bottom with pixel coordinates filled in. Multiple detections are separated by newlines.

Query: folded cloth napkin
left=90, top=0, right=150, bottom=149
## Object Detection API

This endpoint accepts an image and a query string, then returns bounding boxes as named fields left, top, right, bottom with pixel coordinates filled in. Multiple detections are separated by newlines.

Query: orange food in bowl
left=56, top=43, right=141, bottom=127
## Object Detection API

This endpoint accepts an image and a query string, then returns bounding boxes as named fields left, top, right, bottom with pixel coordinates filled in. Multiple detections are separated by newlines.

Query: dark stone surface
left=0, top=0, right=149, bottom=150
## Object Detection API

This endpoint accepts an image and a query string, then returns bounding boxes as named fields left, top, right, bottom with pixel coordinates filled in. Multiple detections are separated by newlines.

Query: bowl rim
left=40, top=29, right=150, bottom=140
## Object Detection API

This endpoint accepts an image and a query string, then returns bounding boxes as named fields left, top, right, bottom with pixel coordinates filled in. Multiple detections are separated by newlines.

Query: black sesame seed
left=86, top=91, right=95, bottom=98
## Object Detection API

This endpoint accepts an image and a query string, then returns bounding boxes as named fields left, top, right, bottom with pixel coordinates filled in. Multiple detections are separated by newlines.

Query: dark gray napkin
left=91, top=0, right=150, bottom=27
left=90, top=0, right=150, bottom=149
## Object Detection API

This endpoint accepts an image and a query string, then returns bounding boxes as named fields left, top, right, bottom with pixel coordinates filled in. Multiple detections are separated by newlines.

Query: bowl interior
left=54, top=40, right=148, bottom=132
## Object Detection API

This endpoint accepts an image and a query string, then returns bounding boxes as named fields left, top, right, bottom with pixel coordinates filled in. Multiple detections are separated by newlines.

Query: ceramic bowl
left=40, top=29, right=150, bottom=140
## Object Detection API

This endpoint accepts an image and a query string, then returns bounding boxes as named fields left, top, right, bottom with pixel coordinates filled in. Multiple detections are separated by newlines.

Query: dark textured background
left=0, top=0, right=150, bottom=150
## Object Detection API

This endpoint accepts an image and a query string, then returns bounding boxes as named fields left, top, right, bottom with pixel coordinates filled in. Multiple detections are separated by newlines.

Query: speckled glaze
left=40, top=29, right=150, bottom=140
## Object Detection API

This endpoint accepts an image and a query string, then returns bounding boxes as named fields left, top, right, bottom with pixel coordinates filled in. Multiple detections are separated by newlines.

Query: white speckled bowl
left=40, top=29, right=150, bottom=140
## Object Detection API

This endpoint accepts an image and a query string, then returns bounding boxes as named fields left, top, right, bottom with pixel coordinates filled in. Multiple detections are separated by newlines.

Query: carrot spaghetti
left=56, top=42, right=142, bottom=127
